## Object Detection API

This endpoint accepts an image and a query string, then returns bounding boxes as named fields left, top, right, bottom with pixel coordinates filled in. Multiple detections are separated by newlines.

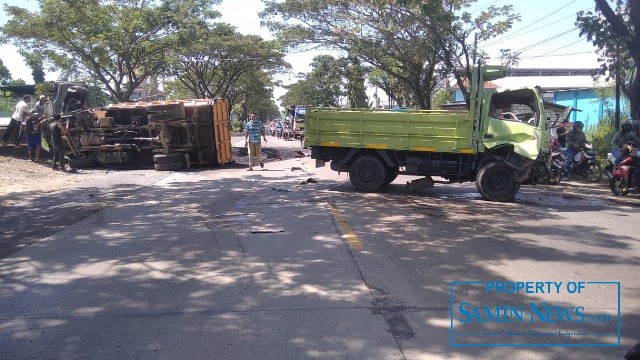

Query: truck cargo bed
left=305, top=108, right=474, bottom=154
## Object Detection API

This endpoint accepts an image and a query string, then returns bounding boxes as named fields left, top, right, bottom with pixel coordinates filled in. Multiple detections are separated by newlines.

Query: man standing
left=49, top=114, right=67, bottom=171
left=564, top=121, right=587, bottom=179
left=244, top=113, right=267, bottom=171
left=31, top=95, right=48, bottom=117
left=1, top=94, right=31, bottom=146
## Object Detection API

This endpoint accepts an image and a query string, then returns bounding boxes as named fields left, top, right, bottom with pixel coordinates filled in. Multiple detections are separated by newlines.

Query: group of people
left=558, top=118, right=640, bottom=185
left=1, top=94, right=69, bottom=171
left=269, top=119, right=293, bottom=139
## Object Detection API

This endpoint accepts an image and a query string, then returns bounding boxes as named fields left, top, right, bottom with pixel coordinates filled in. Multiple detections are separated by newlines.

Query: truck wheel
left=476, top=161, right=520, bottom=202
left=153, top=153, right=184, bottom=164
left=385, top=166, right=399, bottom=185
left=154, top=161, right=184, bottom=171
left=68, top=156, right=97, bottom=169
left=349, top=155, right=388, bottom=192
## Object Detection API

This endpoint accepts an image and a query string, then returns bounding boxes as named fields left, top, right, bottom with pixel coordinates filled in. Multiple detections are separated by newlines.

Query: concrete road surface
left=1, top=143, right=638, bottom=359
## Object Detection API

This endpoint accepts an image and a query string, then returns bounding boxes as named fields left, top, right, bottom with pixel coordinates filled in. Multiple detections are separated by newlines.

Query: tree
left=166, top=23, right=288, bottom=107
left=279, top=55, right=346, bottom=108
left=1, top=0, right=221, bottom=102
left=399, top=0, right=519, bottom=107
left=576, top=0, right=640, bottom=119
left=262, top=0, right=518, bottom=109
left=0, top=59, right=11, bottom=85
left=432, top=90, right=453, bottom=110
left=345, top=56, right=369, bottom=108
left=262, top=0, right=441, bottom=109
left=22, top=53, right=46, bottom=84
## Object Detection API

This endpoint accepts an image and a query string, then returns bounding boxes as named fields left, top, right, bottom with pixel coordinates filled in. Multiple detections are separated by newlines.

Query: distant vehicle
left=285, top=105, right=306, bottom=139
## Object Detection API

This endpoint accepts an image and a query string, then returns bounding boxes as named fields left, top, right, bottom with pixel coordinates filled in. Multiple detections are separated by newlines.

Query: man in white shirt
left=1, top=95, right=32, bottom=146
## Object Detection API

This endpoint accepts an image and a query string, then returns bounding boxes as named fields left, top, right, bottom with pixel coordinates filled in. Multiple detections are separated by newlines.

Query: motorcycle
left=284, top=126, right=293, bottom=140
left=606, top=150, right=640, bottom=196
left=567, top=144, right=603, bottom=183
left=276, top=124, right=283, bottom=139
left=270, top=123, right=276, bottom=137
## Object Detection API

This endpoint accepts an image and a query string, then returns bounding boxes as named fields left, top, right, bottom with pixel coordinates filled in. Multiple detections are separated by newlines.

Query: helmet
left=621, top=122, right=633, bottom=131
left=573, top=121, right=584, bottom=130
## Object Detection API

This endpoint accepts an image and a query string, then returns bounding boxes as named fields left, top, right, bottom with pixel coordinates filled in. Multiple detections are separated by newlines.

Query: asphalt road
left=1, top=137, right=638, bottom=359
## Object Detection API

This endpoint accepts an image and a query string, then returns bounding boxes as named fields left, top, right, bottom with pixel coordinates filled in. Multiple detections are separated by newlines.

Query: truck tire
left=154, top=161, right=184, bottom=171
left=153, top=153, right=184, bottom=164
left=349, top=155, right=388, bottom=192
left=385, top=166, right=399, bottom=185
left=476, top=161, right=520, bottom=202
left=68, top=156, right=97, bottom=169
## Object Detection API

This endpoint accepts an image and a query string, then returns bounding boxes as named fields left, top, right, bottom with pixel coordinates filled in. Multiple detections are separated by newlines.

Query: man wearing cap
left=1, top=94, right=31, bottom=146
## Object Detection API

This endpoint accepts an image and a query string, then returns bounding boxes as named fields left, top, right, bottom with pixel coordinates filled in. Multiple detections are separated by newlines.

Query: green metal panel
left=306, top=108, right=474, bottom=153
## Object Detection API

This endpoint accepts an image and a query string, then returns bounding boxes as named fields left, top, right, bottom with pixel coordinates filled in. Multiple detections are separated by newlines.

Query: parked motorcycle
left=606, top=150, right=640, bottom=196
left=567, top=144, right=603, bottom=183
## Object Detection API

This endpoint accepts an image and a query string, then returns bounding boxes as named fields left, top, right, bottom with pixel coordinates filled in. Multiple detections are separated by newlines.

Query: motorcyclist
left=611, top=122, right=636, bottom=164
left=564, top=121, right=587, bottom=179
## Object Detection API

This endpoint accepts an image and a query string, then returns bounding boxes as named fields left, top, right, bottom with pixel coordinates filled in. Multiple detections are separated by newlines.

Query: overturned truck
left=43, top=82, right=233, bottom=170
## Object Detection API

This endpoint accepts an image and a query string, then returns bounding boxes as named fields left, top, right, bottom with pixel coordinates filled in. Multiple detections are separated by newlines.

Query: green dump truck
left=305, top=66, right=568, bottom=201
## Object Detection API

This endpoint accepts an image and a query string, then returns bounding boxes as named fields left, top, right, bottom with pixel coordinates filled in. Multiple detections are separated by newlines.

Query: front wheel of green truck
left=349, top=155, right=388, bottom=192
left=476, top=161, right=520, bottom=202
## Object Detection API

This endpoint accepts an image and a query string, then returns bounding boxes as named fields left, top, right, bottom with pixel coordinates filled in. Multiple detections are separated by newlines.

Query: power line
left=479, top=0, right=578, bottom=46
left=482, top=7, right=590, bottom=47
left=520, top=51, right=593, bottom=59
left=524, top=38, right=590, bottom=59
left=469, top=0, right=501, bottom=14
left=514, top=27, right=579, bottom=53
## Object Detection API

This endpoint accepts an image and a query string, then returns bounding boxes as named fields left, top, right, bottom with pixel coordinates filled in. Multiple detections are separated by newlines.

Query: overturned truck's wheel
left=476, top=161, right=520, bottom=202
left=154, top=161, right=184, bottom=171
left=68, top=156, right=97, bottom=169
left=349, top=155, right=388, bottom=192
left=153, top=153, right=184, bottom=164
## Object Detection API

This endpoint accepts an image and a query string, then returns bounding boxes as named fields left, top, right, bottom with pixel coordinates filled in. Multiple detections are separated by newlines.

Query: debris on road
left=271, top=187, right=292, bottom=192
left=251, top=227, right=284, bottom=233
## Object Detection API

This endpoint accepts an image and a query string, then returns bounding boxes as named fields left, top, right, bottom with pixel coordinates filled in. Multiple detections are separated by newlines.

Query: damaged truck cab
left=305, top=66, right=565, bottom=201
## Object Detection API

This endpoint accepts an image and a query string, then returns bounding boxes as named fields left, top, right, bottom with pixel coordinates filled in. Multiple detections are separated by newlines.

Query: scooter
left=606, top=150, right=640, bottom=195
left=284, top=126, right=293, bottom=140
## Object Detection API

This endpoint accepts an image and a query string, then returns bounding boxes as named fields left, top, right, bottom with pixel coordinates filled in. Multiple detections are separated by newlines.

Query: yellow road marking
left=329, top=204, right=364, bottom=250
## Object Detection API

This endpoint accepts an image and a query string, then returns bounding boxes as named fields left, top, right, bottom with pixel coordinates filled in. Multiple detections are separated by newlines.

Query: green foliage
left=346, top=56, right=368, bottom=108
left=576, top=0, right=640, bottom=119
left=432, top=90, right=453, bottom=110
left=261, top=0, right=518, bottom=109
left=10, top=79, right=26, bottom=85
left=585, top=117, right=615, bottom=166
left=167, top=23, right=288, bottom=110
left=35, top=82, right=54, bottom=99
left=279, top=55, right=346, bottom=108
left=1, top=0, right=222, bottom=101
left=0, top=97, right=13, bottom=115
left=0, top=59, right=11, bottom=85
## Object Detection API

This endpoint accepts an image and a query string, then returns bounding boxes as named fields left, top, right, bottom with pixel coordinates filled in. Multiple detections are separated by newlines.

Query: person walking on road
left=1, top=94, right=32, bottom=146
left=244, top=113, right=267, bottom=171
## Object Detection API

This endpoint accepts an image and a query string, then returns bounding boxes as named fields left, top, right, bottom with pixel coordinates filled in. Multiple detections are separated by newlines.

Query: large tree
left=261, top=0, right=441, bottom=109
left=399, top=0, right=519, bottom=107
left=279, top=55, right=346, bottom=108
left=262, top=0, right=518, bottom=109
left=1, top=0, right=220, bottom=101
left=166, top=23, right=288, bottom=107
left=577, top=0, right=640, bottom=119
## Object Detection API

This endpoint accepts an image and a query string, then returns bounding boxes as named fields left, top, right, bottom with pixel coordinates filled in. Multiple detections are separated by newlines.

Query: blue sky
left=0, top=0, right=602, bottom=97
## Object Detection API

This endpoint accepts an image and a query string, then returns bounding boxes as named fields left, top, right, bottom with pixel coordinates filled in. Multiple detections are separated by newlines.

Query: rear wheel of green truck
left=476, top=161, right=520, bottom=202
left=349, top=155, right=388, bottom=192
